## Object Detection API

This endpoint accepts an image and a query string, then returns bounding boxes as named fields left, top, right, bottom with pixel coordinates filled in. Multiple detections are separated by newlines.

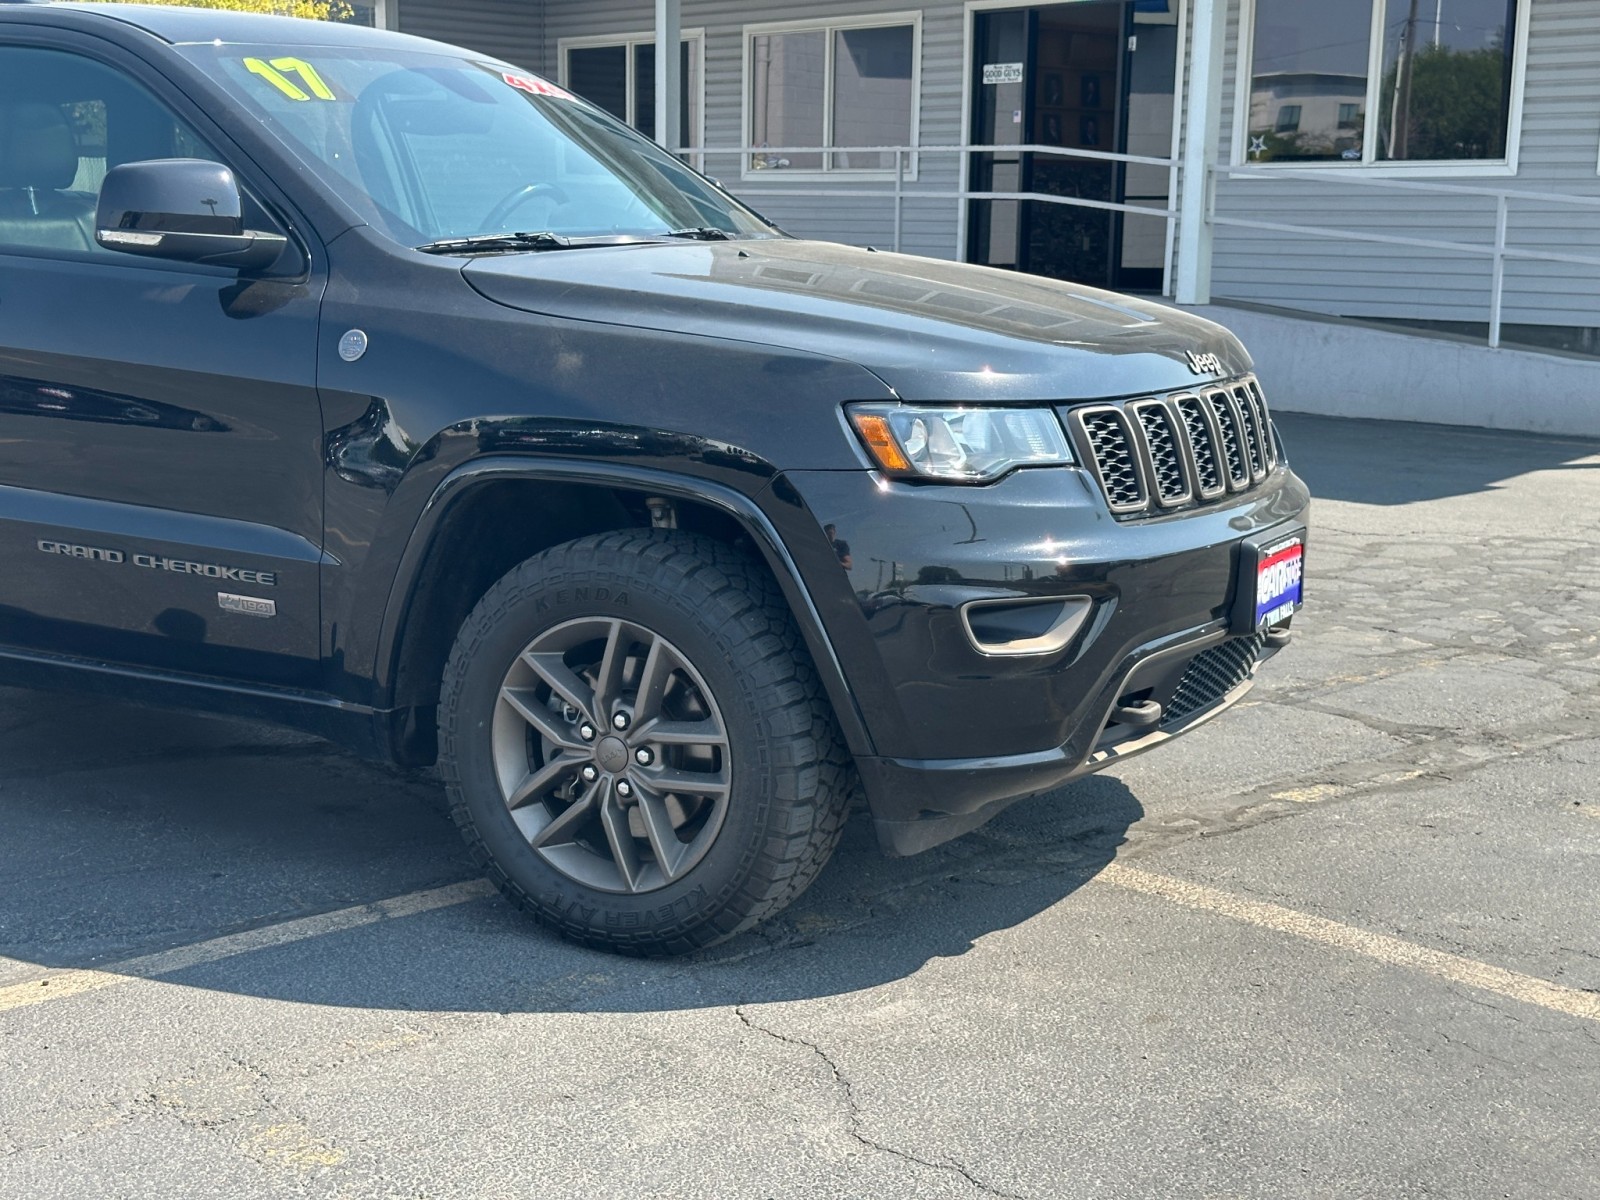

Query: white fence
left=1214, top=167, right=1600, bottom=350
left=687, top=142, right=1600, bottom=350
left=690, top=142, right=1178, bottom=272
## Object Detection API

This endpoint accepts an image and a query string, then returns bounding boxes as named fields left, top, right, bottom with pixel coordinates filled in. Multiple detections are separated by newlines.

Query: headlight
left=847, top=403, right=1074, bottom=483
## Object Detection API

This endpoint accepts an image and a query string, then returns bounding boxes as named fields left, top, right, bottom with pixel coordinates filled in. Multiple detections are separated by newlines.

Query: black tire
left=438, top=530, right=853, bottom=955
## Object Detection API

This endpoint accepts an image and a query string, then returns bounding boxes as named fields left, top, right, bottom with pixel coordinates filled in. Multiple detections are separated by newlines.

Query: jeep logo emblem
left=596, top=736, right=630, bottom=775
left=1185, top=350, right=1224, bottom=376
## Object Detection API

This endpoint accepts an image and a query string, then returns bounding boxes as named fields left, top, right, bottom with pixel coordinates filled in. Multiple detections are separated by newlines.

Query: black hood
left=463, top=239, right=1252, bottom=403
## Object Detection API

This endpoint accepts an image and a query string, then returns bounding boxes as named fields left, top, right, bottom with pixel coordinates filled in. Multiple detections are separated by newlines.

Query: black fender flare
left=374, top=455, right=876, bottom=758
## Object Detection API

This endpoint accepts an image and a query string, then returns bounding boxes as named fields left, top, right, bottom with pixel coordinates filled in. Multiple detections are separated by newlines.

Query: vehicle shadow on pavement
left=1275, top=412, right=1600, bottom=506
left=0, top=688, right=1141, bottom=1011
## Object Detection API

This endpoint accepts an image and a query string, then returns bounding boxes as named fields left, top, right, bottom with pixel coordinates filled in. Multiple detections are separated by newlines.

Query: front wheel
left=438, top=531, right=852, bottom=955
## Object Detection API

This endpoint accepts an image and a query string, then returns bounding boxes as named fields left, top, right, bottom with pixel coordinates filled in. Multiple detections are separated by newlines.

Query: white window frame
left=558, top=29, right=707, bottom=161
left=336, top=0, right=392, bottom=28
left=741, top=12, right=923, bottom=183
left=1231, top=0, right=1532, bottom=177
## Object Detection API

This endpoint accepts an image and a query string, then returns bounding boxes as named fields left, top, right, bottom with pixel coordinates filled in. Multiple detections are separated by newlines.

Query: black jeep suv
left=0, top=4, right=1308, bottom=953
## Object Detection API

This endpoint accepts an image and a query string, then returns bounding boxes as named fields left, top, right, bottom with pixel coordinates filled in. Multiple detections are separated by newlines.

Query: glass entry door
left=967, top=2, right=1175, bottom=291
left=968, top=9, right=1031, bottom=272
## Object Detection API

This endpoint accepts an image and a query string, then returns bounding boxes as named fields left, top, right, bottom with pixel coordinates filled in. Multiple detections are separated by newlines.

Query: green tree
left=80, top=0, right=353, bottom=20
left=1382, top=44, right=1508, bottom=161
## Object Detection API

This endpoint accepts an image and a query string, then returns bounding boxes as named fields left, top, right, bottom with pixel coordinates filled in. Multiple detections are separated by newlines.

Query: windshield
left=178, top=44, right=776, bottom=247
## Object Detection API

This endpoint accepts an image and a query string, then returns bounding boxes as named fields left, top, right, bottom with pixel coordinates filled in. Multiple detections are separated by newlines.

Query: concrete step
left=1179, top=302, right=1600, bottom=440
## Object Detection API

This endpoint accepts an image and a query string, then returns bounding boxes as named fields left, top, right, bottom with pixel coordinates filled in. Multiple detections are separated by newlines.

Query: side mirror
left=95, top=159, right=288, bottom=272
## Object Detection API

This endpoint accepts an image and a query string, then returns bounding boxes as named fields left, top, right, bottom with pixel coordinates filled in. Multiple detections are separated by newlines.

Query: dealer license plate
left=1231, top=528, right=1305, bottom=634
left=1252, top=532, right=1304, bottom=630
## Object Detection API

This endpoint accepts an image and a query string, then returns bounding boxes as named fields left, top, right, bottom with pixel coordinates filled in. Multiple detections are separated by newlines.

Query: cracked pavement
left=1, top=413, right=1598, bottom=1198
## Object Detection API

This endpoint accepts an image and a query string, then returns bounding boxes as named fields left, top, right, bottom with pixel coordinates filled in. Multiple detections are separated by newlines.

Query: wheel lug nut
left=616, top=780, right=633, bottom=799
left=578, top=723, right=596, bottom=742
left=580, top=764, right=598, bottom=783
left=635, top=748, right=653, bottom=766
left=612, top=712, right=630, bottom=731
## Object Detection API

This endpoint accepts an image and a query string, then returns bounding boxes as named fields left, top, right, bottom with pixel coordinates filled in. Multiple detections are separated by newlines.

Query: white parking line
left=1101, top=863, right=1600, bottom=1023
left=2, top=867, right=1596, bottom=1026
left=0, top=879, right=494, bottom=1015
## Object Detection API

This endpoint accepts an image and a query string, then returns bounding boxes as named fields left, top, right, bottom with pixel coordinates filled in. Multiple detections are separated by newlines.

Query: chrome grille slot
left=1232, top=384, right=1267, bottom=482
left=1130, top=400, right=1191, bottom=507
left=1174, top=395, right=1226, bottom=499
left=1067, top=374, right=1277, bottom=519
left=1074, top=407, right=1147, bottom=512
left=1246, top=379, right=1277, bottom=469
left=1204, top=388, right=1251, bottom=490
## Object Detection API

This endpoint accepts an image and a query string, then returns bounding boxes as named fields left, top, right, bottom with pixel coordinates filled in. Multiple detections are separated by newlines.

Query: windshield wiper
left=416, top=231, right=569, bottom=254
left=415, top=231, right=631, bottom=255
left=662, top=227, right=733, bottom=241
left=417, top=228, right=735, bottom=255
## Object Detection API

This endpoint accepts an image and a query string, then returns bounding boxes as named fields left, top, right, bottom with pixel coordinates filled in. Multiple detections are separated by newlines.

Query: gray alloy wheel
left=438, top=530, right=854, bottom=955
left=493, top=616, right=732, bottom=895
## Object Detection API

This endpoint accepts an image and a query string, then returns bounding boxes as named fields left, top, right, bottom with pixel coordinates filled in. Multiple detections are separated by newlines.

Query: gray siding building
left=368, top=0, right=1600, bottom=375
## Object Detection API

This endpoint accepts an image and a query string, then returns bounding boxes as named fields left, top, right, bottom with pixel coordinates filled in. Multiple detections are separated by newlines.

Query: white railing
left=1212, top=167, right=1600, bottom=350
left=687, top=143, right=1180, bottom=268
left=683, top=144, right=1600, bottom=352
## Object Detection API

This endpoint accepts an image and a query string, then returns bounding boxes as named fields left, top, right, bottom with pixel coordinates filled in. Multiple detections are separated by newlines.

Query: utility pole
left=1393, top=0, right=1421, bottom=159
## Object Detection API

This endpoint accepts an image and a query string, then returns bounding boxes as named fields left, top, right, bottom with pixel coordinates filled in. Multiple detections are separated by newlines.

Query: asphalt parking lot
left=1, top=412, right=1597, bottom=1199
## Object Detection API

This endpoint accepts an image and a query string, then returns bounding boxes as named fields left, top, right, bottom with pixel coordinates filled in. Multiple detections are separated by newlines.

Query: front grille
left=1232, top=383, right=1268, bottom=481
left=1208, top=390, right=1250, bottom=489
left=1078, top=408, right=1146, bottom=511
left=1068, top=375, right=1279, bottom=518
left=1131, top=401, right=1191, bottom=506
left=1175, top=396, right=1225, bottom=497
left=1163, top=633, right=1267, bottom=725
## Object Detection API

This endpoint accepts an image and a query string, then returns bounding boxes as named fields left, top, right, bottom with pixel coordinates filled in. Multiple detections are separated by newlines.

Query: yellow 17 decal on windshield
left=244, top=56, right=336, bottom=102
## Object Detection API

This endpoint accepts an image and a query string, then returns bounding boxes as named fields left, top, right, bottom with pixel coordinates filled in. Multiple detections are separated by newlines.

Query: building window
left=1243, top=0, right=1522, bottom=167
left=745, top=15, right=920, bottom=177
left=339, top=2, right=388, bottom=28
left=560, top=34, right=703, bottom=152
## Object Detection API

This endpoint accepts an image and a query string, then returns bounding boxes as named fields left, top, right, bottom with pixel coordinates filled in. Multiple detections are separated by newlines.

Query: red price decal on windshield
left=503, top=73, right=573, bottom=100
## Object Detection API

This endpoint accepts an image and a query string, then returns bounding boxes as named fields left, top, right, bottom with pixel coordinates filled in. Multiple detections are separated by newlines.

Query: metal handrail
left=1213, top=166, right=1600, bottom=348
left=684, top=142, right=1180, bottom=272
left=1205, top=213, right=1600, bottom=270
left=698, top=143, right=1178, bottom=169
left=1220, top=165, right=1600, bottom=209
left=676, top=142, right=1599, bottom=351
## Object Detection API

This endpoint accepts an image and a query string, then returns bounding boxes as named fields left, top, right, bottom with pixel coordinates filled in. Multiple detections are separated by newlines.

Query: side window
left=0, top=46, right=220, bottom=260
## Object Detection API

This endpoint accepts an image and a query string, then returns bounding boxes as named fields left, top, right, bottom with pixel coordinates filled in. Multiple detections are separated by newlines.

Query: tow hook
left=1112, top=699, right=1163, bottom=728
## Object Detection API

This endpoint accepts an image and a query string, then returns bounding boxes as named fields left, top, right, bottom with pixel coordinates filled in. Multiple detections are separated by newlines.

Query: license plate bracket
left=1231, top=527, right=1305, bottom=634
